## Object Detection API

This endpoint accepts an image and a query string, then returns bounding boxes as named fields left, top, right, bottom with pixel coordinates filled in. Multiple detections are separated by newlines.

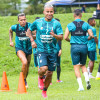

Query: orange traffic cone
left=0, top=71, right=11, bottom=91
left=16, top=72, right=27, bottom=94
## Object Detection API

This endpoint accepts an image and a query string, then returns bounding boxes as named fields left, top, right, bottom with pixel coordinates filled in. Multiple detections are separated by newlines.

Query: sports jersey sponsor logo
left=18, top=37, right=30, bottom=40
left=75, top=31, right=83, bottom=35
left=20, top=32, right=26, bottom=35
left=40, top=35, right=53, bottom=43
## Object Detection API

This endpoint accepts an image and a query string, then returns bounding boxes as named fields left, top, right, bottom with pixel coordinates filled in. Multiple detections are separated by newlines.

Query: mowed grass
left=0, top=13, right=100, bottom=100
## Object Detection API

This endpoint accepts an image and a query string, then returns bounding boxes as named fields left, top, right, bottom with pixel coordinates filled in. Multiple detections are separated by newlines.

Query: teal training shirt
left=11, top=22, right=32, bottom=50
left=87, top=26, right=97, bottom=51
left=29, top=17, right=63, bottom=53
left=67, top=19, right=91, bottom=44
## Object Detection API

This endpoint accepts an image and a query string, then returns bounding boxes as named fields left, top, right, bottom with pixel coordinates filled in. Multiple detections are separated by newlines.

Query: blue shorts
left=37, top=52, right=57, bottom=71
left=71, top=44, right=88, bottom=65
left=57, top=52, right=61, bottom=67
left=88, top=51, right=97, bottom=61
left=33, top=54, right=38, bottom=67
left=15, top=47, right=32, bottom=56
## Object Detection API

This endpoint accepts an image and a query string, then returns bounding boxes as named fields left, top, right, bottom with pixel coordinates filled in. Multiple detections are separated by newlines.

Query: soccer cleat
left=24, top=79, right=28, bottom=89
left=77, top=87, right=84, bottom=91
left=89, top=75, right=95, bottom=79
left=95, top=77, right=100, bottom=80
left=86, top=81, right=91, bottom=90
left=57, top=80, right=63, bottom=83
left=50, top=83, right=52, bottom=85
left=42, top=90, right=47, bottom=98
left=38, top=77, right=44, bottom=90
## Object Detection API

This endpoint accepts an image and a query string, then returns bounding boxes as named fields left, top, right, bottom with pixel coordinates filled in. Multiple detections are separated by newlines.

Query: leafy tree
left=24, top=0, right=48, bottom=14
left=0, top=0, right=21, bottom=16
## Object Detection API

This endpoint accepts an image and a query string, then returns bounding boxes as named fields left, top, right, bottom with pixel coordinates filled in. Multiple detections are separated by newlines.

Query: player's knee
left=22, top=60, right=28, bottom=66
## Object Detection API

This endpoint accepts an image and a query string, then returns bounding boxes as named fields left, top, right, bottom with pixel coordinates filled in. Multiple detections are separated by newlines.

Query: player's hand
left=31, top=41, right=37, bottom=48
left=58, top=49, right=62, bottom=56
left=10, top=42, right=14, bottom=47
left=50, top=30, right=55, bottom=37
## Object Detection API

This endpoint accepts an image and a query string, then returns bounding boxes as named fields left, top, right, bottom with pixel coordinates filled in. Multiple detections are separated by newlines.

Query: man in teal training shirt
left=26, top=5, right=63, bottom=98
left=9, top=13, right=32, bottom=89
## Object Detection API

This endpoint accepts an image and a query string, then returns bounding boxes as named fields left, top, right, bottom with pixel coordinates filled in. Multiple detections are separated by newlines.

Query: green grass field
left=0, top=13, right=100, bottom=100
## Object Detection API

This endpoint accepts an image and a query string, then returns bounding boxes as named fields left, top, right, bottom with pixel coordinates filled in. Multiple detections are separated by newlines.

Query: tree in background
left=24, top=0, right=48, bottom=15
left=0, top=0, right=21, bottom=16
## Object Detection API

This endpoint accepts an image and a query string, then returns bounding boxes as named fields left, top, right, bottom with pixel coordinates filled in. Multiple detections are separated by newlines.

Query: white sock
left=87, top=66, right=90, bottom=73
left=96, top=72, right=100, bottom=77
left=83, top=72, right=89, bottom=82
left=89, top=72, right=92, bottom=76
left=77, top=78, right=83, bottom=88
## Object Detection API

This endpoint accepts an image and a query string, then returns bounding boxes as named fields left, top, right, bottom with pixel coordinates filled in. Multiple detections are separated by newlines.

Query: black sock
left=39, top=76, right=43, bottom=79
left=43, top=88, right=47, bottom=91
left=98, top=64, right=100, bottom=72
left=57, top=66, right=61, bottom=80
left=43, top=75, right=46, bottom=79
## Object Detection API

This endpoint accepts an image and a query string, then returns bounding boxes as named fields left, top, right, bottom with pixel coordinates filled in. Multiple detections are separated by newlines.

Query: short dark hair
left=88, top=18, right=94, bottom=23
left=18, top=13, right=26, bottom=20
left=55, top=18, right=60, bottom=22
left=35, top=17, right=40, bottom=20
left=74, top=9, right=82, bottom=16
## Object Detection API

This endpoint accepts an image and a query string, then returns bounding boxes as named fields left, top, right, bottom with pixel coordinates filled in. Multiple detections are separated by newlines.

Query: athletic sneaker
left=95, top=77, right=100, bottom=80
left=77, top=87, right=84, bottom=91
left=24, top=79, right=28, bottom=89
left=38, top=77, right=44, bottom=90
left=89, top=75, right=95, bottom=79
left=42, top=90, right=47, bottom=98
left=50, top=83, right=52, bottom=85
left=86, top=81, right=91, bottom=90
left=57, top=80, right=63, bottom=83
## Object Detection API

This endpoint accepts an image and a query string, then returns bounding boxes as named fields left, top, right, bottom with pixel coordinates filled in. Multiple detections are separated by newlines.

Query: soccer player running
left=9, top=13, right=32, bottom=89
left=26, top=5, right=63, bottom=98
left=64, top=9, right=94, bottom=91
left=87, top=18, right=98, bottom=79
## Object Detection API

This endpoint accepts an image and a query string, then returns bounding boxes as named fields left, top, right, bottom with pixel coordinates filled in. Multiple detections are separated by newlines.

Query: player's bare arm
left=9, top=27, right=14, bottom=47
left=26, top=28, right=37, bottom=48
left=88, top=29, right=94, bottom=40
left=50, top=30, right=63, bottom=40
left=94, top=37, right=98, bottom=45
left=64, top=27, right=70, bottom=42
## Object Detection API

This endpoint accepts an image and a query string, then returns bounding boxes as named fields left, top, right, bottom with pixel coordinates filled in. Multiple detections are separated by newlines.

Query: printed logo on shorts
left=40, top=60, right=42, bottom=63
left=53, top=63, right=56, bottom=67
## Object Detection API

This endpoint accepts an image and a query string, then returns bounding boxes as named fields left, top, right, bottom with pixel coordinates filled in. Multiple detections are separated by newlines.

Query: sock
left=39, top=76, right=43, bottom=79
left=43, top=75, right=46, bottom=79
left=87, top=66, right=90, bottom=73
left=83, top=72, right=89, bottom=82
left=89, top=72, right=92, bottom=76
left=77, top=78, right=83, bottom=88
left=43, top=88, right=47, bottom=91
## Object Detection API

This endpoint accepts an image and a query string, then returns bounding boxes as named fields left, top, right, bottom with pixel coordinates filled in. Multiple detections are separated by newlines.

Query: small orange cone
left=0, top=71, right=11, bottom=91
left=16, top=72, right=27, bottom=94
